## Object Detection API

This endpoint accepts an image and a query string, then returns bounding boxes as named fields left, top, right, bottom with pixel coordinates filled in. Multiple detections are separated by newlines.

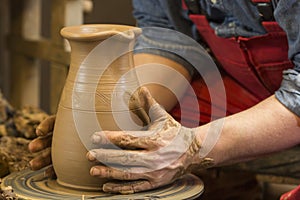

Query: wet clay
left=52, top=24, right=146, bottom=190
left=2, top=169, right=204, bottom=199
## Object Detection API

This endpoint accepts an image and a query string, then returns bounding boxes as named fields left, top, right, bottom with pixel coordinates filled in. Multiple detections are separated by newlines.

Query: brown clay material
left=52, top=24, right=144, bottom=190
left=2, top=169, right=204, bottom=199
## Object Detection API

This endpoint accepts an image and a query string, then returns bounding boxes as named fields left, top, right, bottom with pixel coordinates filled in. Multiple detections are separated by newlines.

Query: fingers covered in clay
left=29, top=147, right=52, bottom=170
left=87, top=149, right=154, bottom=168
left=28, top=133, right=52, bottom=153
left=86, top=93, right=214, bottom=194
left=90, top=165, right=146, bottom=180
left=86, top=87, right=213, bottom=194
left=90, top=100, right=173, bottom=151
left=90, top=165, right=182, bottom=194
left=91, top=130, right=159, bottom=150
left=103, top=180, right=154, bottom=194
left=28, top=115, right=55, bottom=173
left=35, top=115, right=56, bottom=136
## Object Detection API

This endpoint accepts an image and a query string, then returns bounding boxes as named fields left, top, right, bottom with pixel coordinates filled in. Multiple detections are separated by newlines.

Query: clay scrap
left=0, top=179, right=18, bottom=200
left=0, top=90, right=48, bottom=177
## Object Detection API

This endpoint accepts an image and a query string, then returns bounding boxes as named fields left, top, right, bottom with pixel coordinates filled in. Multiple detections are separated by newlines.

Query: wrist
left=190, top=126, right=215, bottom=169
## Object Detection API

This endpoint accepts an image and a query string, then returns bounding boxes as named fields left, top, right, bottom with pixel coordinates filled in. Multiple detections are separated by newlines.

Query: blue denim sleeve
left=132, top=0, right=202, bottom=76
left=274, top=1, right=300, bottom=117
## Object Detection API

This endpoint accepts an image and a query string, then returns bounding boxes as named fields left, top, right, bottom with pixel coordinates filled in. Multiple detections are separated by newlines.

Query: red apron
left=170, top=0, right=293, bottom=127
left=169, top=2, right=297, bottom=199
left=280, top=185, right=300, bottom=200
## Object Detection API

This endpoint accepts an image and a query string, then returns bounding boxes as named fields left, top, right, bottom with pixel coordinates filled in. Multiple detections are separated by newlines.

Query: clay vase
left=52, top=24, right=146, bottom=190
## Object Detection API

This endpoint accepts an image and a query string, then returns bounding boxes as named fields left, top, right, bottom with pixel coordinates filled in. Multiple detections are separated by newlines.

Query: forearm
left=134, top=53, right=192, bottom=111
left=195, top=95, right=300, bottom=167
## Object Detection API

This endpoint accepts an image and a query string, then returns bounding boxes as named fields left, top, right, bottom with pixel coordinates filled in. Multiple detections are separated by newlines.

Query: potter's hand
left=87, top=88, right=214, bottom=194
left=28, top=115, right=56, bottom=178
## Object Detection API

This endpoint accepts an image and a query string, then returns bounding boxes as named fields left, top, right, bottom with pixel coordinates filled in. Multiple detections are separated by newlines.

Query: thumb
left=148, top=103, right=168, bottom=123
left=136, top=87, right=157, bottom=112
left=136, top=87, right=169, bottom=122
left=129, top=87, right=168, bottom=123
left=36, top=115, right=56, bottom=136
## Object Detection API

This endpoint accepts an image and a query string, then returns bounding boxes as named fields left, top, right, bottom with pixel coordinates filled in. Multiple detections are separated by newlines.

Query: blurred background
left=0, top=0, right=135, bottom=114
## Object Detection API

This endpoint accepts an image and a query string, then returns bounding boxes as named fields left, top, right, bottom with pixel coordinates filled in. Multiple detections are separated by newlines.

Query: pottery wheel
left=1, top=169, right=204, bottom=200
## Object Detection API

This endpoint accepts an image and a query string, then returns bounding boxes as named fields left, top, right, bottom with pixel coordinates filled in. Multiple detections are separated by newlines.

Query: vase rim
left=60, top=24, right=141, bottom=41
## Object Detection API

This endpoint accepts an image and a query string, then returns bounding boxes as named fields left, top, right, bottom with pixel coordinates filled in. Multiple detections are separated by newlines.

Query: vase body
left=52, top=24, right=144, bottom=190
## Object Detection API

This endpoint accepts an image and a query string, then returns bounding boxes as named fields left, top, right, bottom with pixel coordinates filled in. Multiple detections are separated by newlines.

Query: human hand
left=28, top=115, right=56, bottom=178
left=87, top=87, right=214, bottom=194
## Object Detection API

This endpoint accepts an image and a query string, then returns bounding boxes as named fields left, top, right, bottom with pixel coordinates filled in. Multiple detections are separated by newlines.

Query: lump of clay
left=0, top=180, right=18, bottom=200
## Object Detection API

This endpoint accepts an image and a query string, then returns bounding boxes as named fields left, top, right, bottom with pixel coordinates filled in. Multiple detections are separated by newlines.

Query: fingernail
left=28, top=142, right=34, bottom=152
left=91, top=167, right=100, bottom=176
left=87, top=151, right=96, bottom=161
left=36, top=128, right=44, bottom=136
left=92, top=134, right=102, bottom=144
left=102, top=183, right=112, bottom=192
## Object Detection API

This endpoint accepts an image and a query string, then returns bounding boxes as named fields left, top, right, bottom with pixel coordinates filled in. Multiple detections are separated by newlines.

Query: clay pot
left=52, top=24, right=145, bottom=190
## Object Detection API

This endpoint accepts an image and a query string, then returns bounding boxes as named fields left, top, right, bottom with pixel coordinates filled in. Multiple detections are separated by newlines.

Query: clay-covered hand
left=87, top=88, right=214, bottom=194
left=28, top=115, right=56, bottom=178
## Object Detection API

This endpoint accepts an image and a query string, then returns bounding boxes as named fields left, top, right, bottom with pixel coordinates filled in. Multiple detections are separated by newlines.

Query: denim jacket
left=132, top=0, right=300, bottom=117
